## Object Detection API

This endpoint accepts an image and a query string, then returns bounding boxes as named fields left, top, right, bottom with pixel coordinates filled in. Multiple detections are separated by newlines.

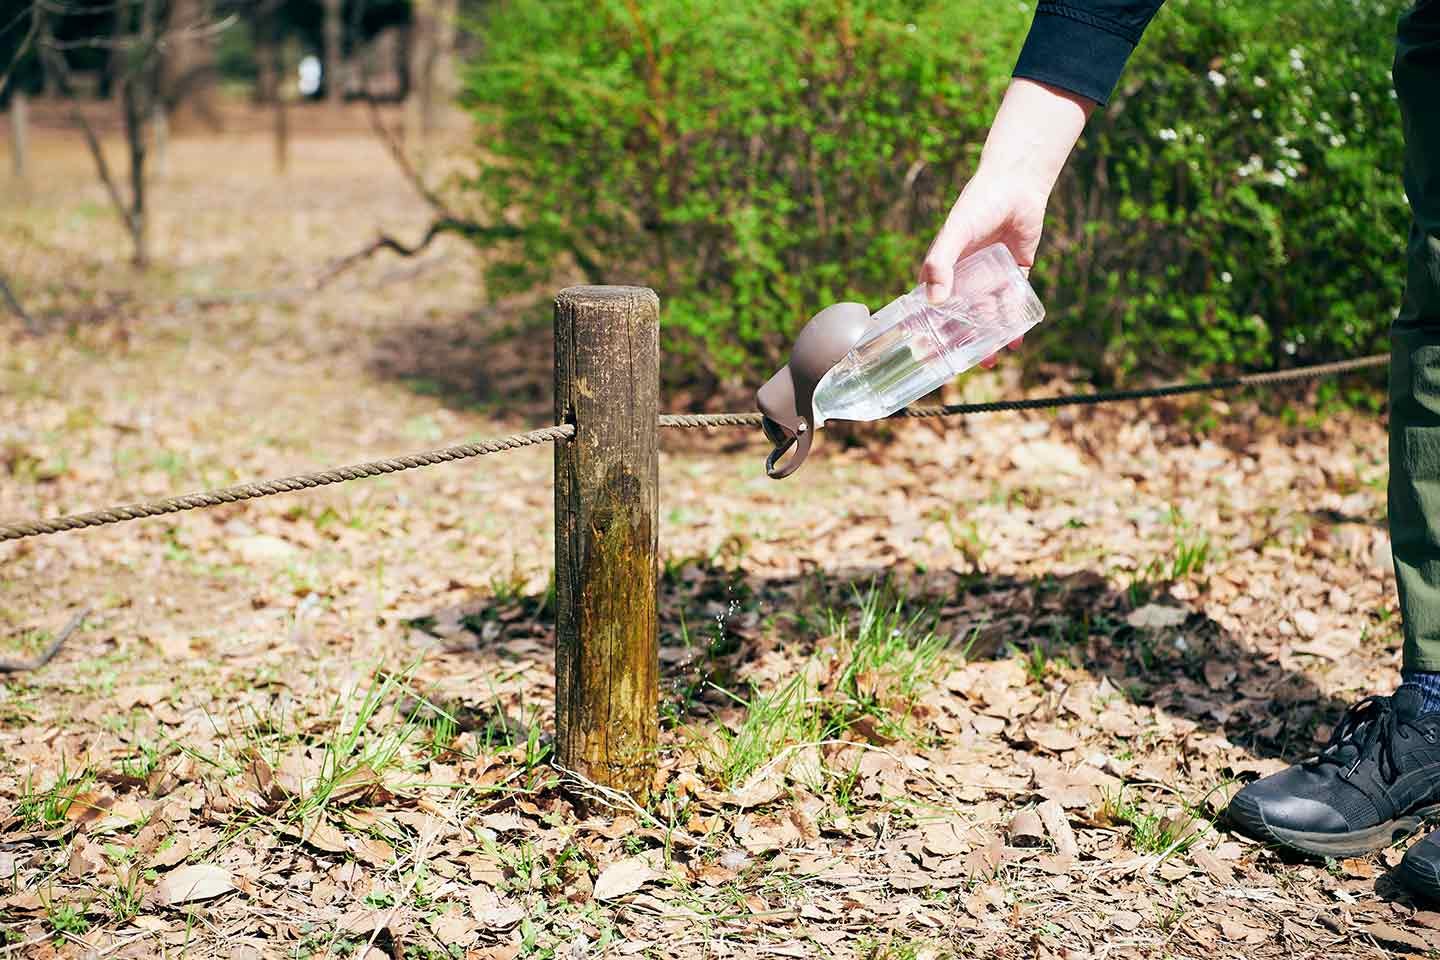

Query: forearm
left=976, top=79, right=1097, bottom=194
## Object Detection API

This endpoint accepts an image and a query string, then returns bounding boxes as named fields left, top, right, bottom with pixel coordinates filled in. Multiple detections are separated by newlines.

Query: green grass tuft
left=707, top=580, right=946, bottom=787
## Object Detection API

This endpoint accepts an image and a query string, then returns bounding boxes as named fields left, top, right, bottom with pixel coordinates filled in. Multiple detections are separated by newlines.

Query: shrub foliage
left=463, top=0, right=1409, bottom=389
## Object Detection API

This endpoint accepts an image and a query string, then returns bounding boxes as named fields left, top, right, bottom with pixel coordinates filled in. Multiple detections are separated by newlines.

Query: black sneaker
left=1399, top=828, right=1440, bottom=900
left=1226, top=685, right=1440, bottom=858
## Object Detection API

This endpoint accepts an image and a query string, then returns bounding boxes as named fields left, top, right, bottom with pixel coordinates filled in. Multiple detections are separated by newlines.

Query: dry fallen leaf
left=920, top=819, right=970, bottom=857
left=431, top=912, right=479, bottom=946
left=724, top=772, right=785, bottom=809
left=1035, top=800, right=1078, bottom=858
left=1126, top=604, right=1187, bottom=630
left=154, top=864, right=235, bottom=906
left=593, top=855, right=662, bottom=901
left=1008, top=809, right=1045, bottom=847
left=1364, top=922, right=1435, bottom=953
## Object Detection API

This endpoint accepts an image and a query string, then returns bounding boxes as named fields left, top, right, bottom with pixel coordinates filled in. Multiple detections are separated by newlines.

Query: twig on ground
left=0, top=607, right=91, bottom=674
left=552, top=763, right=669, bottom=833
left=350, top=789, right=458, bottom=960
left=0, top=933, right=58, bottom=957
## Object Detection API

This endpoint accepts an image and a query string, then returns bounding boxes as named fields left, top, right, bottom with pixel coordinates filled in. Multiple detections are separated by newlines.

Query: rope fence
left=1, top=352, right=1388, bottom=544
left=0, top=281, right=1398, bottom=802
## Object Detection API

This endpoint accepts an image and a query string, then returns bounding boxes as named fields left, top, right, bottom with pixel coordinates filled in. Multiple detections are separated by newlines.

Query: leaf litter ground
left=0, top=119, right=1426, bottom=959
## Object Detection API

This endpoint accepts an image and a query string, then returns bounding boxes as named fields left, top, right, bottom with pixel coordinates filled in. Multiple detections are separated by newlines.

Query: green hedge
left=462, top=0, right=1409, bottom=390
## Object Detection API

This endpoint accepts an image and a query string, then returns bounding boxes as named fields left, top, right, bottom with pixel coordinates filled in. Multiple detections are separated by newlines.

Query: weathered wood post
left=9, top=92, right=27, bottom=181
left=554, top=285, right=660, bottom=802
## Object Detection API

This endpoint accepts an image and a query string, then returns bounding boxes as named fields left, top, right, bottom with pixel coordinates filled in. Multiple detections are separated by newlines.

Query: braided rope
left=0, top=425, right=574, bottom=542
left=0, top=354, right=1388, bottom=543
left=897, top=353, right=1388, bottom=419
left=659, top=412, right=766, bottom=428
left=657, top=354, right=1388, bottom=426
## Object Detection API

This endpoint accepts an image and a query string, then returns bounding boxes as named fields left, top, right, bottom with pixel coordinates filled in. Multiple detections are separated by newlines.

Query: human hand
left=919, top=171, right=1049, bottom=367
left=918, top=79, right=1094, bottom=368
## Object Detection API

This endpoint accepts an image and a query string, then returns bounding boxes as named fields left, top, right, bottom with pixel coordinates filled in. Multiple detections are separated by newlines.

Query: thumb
left=919, top=216, right=975, bottom=305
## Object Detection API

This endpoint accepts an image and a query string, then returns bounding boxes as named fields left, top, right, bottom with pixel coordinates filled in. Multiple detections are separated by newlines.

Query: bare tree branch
left=37, top=15, right=137, bottom=240
left=363, top=91, right=455, bottom=217
left=0, top=3, right=43, bottom=99
left=42, top=11, right=236, bottom=51
left=334, top=95, right=606, bottom=285
left=0, top=272, right=38, bottom=335
left=319, top=25, right=604, bottom=288
left=313, top=216, right=523, bottom=290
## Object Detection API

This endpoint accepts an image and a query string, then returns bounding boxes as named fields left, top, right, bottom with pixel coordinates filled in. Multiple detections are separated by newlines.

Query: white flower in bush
left=1236, top=155, right=1264, bottom=178
left=1208, top=70, right=1227, bottom=88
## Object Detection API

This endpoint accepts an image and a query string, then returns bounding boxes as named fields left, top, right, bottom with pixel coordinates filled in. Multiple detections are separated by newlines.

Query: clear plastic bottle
left=810, top=244, right=1044, bottom=426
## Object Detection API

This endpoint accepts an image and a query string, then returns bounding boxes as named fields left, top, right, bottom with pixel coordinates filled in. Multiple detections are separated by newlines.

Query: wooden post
left=554, top=286, right=660, bottom=802
left=9, top=93, right=27, bottom=181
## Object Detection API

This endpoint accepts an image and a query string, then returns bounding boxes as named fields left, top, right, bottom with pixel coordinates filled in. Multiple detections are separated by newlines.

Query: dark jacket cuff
left=1013, top=8, right=1140, bottom=106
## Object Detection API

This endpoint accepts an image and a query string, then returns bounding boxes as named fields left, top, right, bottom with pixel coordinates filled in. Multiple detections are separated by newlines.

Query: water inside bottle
left=810, top=247, right=1043, bottom=426
left=811, top=300, right=951, bottom=424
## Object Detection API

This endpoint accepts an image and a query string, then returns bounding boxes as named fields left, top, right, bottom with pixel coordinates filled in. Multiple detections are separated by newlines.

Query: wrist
left=975, top=78, right=1094, bottom=193
left=971, top=154, right=1059, bottom=198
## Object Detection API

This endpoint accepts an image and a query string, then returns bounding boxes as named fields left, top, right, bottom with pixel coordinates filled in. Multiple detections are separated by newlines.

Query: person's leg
left=1228, top=2, right=1440, bottom=861
left=1393, top=0, right=1440, bottom=685
left=1388, top=1, right=1440, bottom=901
left=1388, top=5, right=1440, bottom=886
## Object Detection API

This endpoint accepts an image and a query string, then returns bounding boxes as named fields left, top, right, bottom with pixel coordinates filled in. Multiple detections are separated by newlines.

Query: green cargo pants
left=1388, top=1, right=1440, bottom=669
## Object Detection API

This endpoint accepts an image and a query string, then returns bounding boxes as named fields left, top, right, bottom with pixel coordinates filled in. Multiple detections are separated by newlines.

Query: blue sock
left=1403, top=670, right=1440, bottom=713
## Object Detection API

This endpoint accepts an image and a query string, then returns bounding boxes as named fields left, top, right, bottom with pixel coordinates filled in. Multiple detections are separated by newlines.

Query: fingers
left=979, top=337, right=1025, bottom=370
left=920, top=209, right=976, bottom=304
left=919, top=249, right=958, bottom=304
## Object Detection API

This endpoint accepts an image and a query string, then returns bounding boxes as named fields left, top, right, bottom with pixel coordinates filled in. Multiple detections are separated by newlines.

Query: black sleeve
left=1012, top=0, right=1167, bottom=105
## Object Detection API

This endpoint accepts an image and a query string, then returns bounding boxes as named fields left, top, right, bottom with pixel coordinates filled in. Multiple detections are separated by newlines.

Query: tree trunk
left=150, top=108, right=168, bottom=180
left=253, top=1, right=278, bottom=103
left=274, top=54, right=289, bottom=175
left=122, top=0, right=160, bottom=269
left=9, top=93, right=28, bottom=181
left=106, top=2, right=128, bottom=100
left=408, top=0, right=458, bottom=137
left=164, top=0, right=217, bottom=128
left=324, top=0, right=344, bottom=103
left=122, top=81, right=149, bottom=268
left=395, top=24, right=412, bottom=102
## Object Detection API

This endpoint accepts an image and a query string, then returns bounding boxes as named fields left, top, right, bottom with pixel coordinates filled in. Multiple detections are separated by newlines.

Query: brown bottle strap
left=765, top=429, right=813, bottom=479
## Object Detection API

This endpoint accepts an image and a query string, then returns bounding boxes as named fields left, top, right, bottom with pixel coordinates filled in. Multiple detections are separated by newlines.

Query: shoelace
left=1313, top=695, right=1406, bottom=782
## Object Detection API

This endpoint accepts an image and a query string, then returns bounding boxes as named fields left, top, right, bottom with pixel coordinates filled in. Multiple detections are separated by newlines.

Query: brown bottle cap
left=756, top=302, right=872, bottom=479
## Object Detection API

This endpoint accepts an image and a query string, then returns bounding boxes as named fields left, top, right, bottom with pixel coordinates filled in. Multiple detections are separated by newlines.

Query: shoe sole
left=1228, top=792, right=1440, bottom=859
